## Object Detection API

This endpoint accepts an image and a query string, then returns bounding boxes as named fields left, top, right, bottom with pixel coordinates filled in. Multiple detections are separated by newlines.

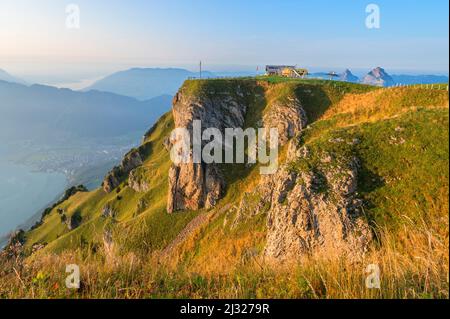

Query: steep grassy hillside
left=1, top=78, right=448, bottom=298
left=25, top=111, right=199, bottom=256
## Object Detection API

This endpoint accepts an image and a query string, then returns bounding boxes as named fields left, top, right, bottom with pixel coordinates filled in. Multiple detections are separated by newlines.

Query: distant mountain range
left=83, top=68, right=215, bottom=100
left=0, top=80, right=172, bottom=143
left=0, top=69, right=27, bottom=85
left=3, top=66, right=449, bottom=99
left=336, top=67, right=448, bottom=87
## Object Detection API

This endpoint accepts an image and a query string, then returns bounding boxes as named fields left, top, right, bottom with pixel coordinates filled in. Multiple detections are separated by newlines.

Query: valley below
left=0, top=134, right=142, bottom=244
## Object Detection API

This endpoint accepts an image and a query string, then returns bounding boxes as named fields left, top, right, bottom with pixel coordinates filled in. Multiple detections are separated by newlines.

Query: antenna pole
left=200, top=61, right=202, bottom=79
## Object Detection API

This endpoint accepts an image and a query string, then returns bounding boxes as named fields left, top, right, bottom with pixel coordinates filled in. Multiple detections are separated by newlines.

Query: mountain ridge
left=1, top=78, right=448, bottom=298
left=83, top=67, right=216, bottom=100
left=0, top=69, right=27, bottom=85
left=0, top=80, right=172, bottom=140
left=310, top=67, right=448, bottom=86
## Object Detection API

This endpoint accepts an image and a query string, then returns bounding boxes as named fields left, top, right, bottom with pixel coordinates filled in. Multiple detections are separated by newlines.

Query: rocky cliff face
left=102, top=147, right=146, bottom=193
left=232, top=140, right=371, bottom=260
left=263, top=147, right=371, bottom=261
left=167, top=86, right=250, bottom=213
left=128, top=167, right=151, bottom=193
left=232, top=133, right=371, bottom=260
left=263, top=96, right=307, bottom=145
left=166, top=83, right=310, bottom=213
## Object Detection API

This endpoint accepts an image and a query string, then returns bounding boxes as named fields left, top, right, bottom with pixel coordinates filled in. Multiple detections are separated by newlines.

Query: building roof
left=266, top=65, right=296, bottom=69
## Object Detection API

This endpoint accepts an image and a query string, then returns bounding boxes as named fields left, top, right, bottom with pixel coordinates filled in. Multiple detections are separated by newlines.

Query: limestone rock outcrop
left=101, top=205, right=117, bottom=218
left=167, top=162, right=224, bottom=212
left=233, top=134, right=371, bottom=260
left=263, top=158, right=371, bottom=261
left=167, top=88, right=248, bottom=213
left=129, top=167, right=151, bottom=193
left=102, top=148, right=144, bottom=193
left=167, top=84, right=311, bottom=214
left=66, top=212, right=82, bottom=230
left=263, top=96, right=307, bottom=145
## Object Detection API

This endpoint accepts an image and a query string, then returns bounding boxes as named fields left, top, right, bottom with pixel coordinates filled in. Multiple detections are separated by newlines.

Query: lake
left=0, top=147, right=67, bottom=238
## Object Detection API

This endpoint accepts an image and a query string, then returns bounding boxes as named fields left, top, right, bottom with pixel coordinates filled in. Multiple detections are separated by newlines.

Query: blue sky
left=0, top=0, right=448, bottom=82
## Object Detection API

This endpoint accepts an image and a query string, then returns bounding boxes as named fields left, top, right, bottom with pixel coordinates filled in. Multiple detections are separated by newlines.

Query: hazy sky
left=0, top=0, right=448, bottom=83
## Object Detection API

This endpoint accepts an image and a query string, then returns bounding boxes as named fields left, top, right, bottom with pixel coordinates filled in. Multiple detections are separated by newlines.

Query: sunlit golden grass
left=1, top=211, right=447, bottom=299
left=323, top=87, right=449, bottom=126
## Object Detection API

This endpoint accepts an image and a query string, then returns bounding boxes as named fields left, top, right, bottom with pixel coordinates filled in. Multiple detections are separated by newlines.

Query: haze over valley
left=0, top=78, right=171, bottom=238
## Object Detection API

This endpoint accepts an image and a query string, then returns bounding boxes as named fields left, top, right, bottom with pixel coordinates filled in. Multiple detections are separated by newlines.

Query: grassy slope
left=10, top=77, right=448, bottom=298
left=25, top=112, right=199, bottom=256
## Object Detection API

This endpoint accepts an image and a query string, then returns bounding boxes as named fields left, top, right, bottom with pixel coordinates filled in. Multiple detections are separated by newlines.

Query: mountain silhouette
left=83, top=68, right=215, bottom=100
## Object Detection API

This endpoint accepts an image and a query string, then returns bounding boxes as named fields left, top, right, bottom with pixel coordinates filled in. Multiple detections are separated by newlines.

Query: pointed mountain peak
left=362, top=67, right=395, bottom=87
left=339, top=69, right=359, bottom=82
